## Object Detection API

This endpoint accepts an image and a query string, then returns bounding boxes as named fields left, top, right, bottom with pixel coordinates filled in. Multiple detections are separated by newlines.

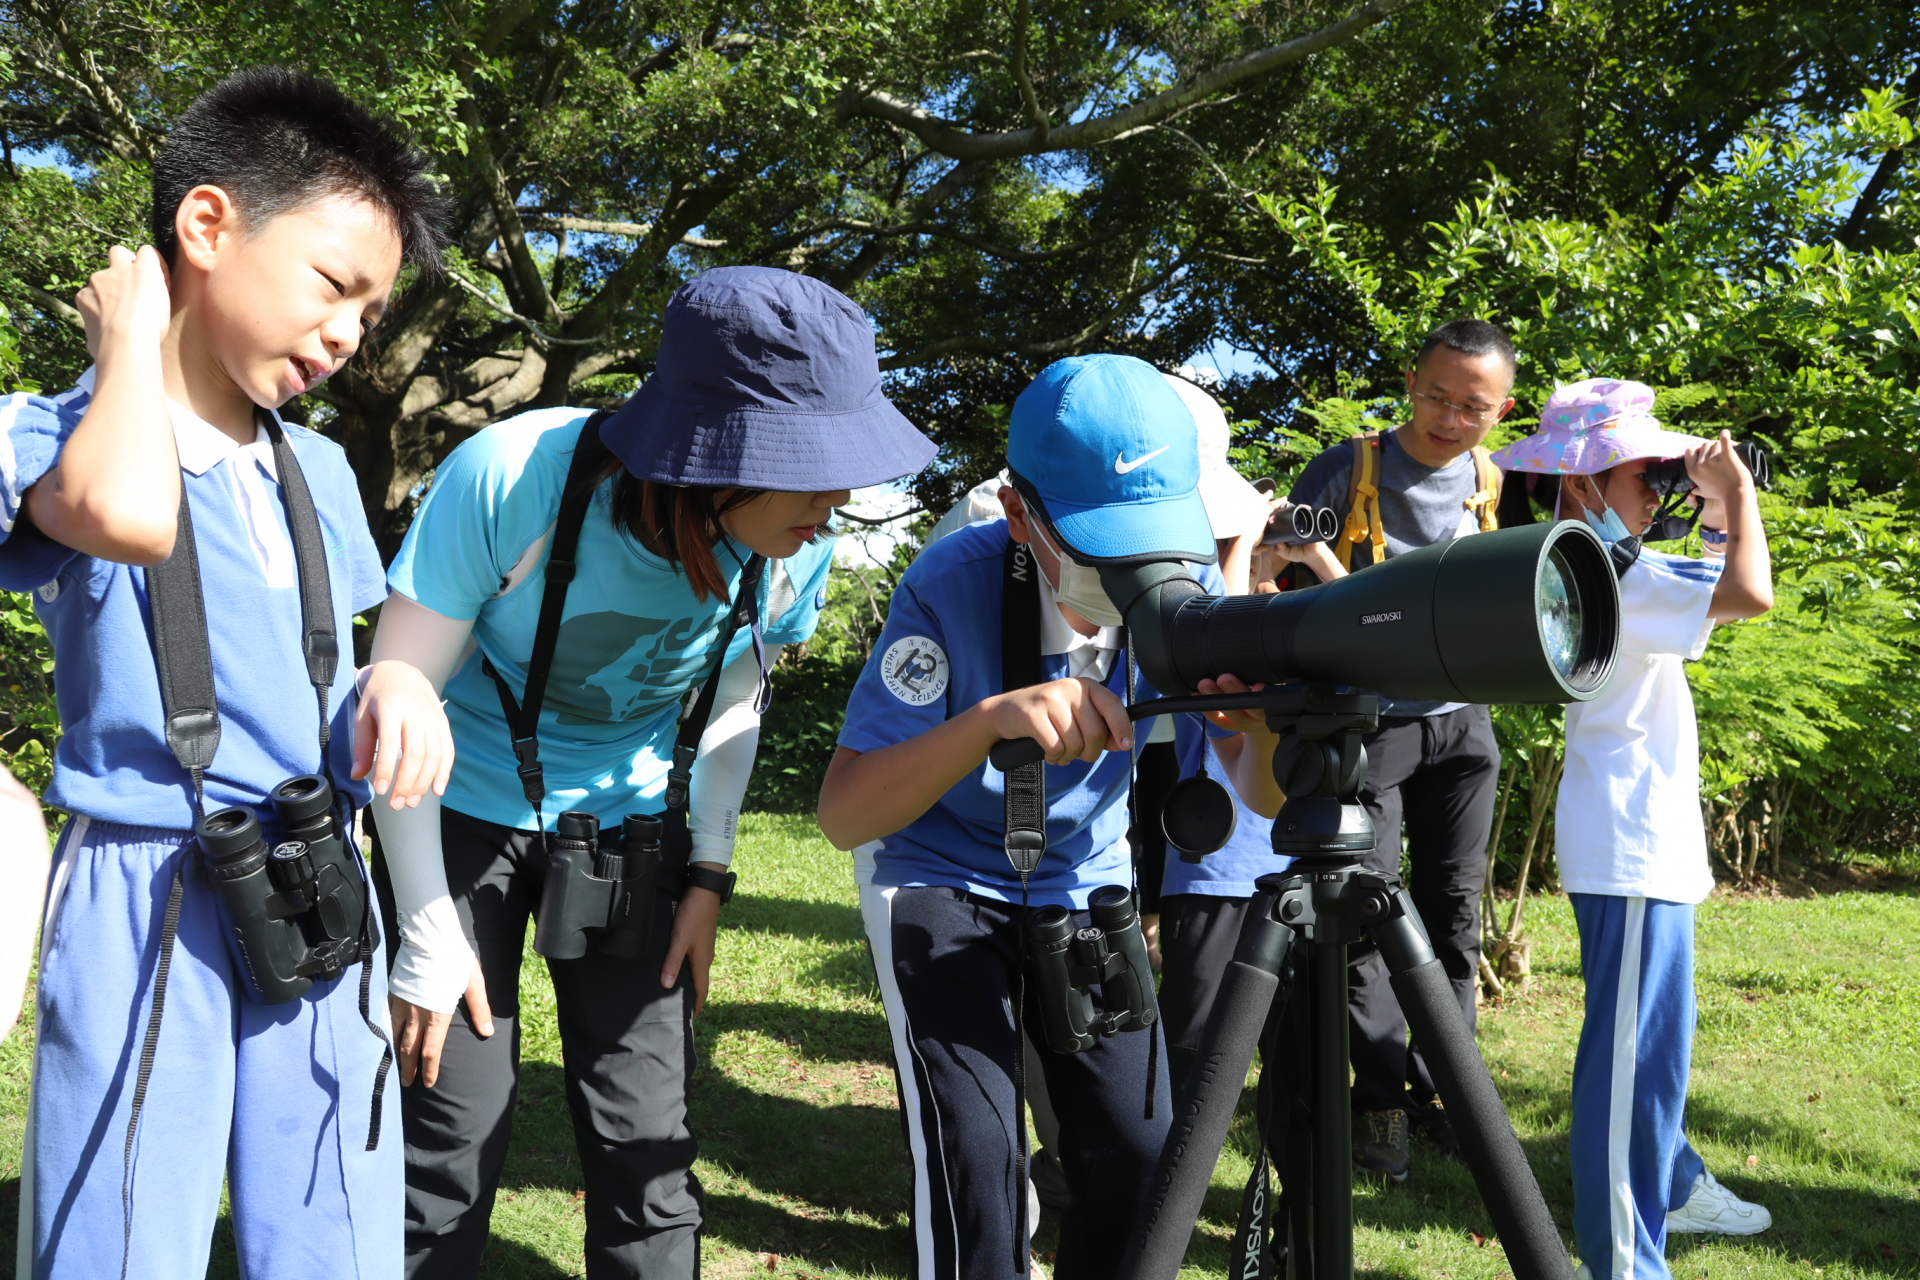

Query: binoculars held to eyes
left=1261, top=502, right=1341, bottom=547
left=1642, top=441, right=1770, bottom=497
left=196, top=775, right=371, bottom=1005
left=534, top=811, right=664, bottom=961
left=1028, top=886, right=1158, bottom=1054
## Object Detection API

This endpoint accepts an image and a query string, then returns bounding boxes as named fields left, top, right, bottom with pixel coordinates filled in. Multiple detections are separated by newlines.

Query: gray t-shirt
left=1290, top=428, right=1485, bottom=718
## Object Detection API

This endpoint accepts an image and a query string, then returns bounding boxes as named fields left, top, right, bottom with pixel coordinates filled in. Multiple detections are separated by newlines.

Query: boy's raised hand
left=76, top=244, right=173, bottom=360
left=353, top=660, right=454, bottom=808
left=987, top=676, right=1134, bottom=766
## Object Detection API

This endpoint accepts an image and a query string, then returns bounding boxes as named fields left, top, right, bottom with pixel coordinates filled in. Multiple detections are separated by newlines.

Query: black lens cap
left=1162, top=776, right=1238, bottom=860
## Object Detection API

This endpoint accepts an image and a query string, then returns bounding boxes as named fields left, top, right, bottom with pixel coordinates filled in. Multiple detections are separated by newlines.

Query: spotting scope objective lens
left=1538, top=547, right=1583, bottom=683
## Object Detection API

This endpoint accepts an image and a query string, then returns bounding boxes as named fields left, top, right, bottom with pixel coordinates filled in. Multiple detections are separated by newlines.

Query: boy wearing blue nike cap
left=819, top=354, right=1283, bottom=1279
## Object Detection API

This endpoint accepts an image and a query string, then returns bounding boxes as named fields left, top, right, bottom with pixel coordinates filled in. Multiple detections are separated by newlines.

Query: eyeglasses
left=1411, top=388, right=1501, bottom=427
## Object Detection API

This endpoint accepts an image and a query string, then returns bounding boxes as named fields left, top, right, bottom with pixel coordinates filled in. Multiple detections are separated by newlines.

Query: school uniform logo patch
left=881, top=636, right=950, bottom=706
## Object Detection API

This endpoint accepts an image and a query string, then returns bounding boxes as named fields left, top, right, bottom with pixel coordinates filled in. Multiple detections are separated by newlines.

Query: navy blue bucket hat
left=599, top=266, right=936, bottom=491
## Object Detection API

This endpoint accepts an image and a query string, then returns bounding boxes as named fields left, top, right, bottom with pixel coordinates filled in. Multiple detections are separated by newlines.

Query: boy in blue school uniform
left=1491, top=379, right=1776, bottom=1280
left=0, top=69, right=450, bottom=1279
left=818, top=355, right=1284, bottom=1280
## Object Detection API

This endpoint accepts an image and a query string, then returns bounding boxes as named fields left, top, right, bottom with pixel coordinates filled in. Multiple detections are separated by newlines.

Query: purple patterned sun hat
left=1490, top=378, right=1708, bottom=475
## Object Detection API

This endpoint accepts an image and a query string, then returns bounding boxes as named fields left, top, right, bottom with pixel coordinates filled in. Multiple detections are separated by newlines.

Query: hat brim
left=1012, top=472, right=1218, bottom=566
left=1490, top=424, right=1710, bottom=476
left=600, top=383, right=937, bottom=491
left=1198, top=470, right=1271, bottom=539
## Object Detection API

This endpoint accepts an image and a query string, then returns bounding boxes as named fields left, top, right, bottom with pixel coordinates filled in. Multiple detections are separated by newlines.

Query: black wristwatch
left=684, top=864, right=737, bottom=905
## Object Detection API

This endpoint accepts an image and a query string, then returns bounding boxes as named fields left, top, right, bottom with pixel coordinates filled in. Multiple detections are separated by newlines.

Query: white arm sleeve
left=367, top=594, right=481, bottom=1013
left=687, top=643, right=782, bottom=866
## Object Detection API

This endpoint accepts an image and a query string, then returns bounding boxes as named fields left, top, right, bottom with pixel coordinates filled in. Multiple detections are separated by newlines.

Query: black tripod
left=1117, top=683, right=1572, bottom=1280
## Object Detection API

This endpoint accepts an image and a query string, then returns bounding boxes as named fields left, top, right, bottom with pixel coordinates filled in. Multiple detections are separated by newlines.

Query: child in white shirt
left=1491, top=378, right=1775, bottom=1280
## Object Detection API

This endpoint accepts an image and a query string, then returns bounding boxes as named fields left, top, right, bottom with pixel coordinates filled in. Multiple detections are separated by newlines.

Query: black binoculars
left=1028, top=885, right=1158, bottom=1054
left=1642, top=441, right=1771, bottom=495
left=1261, top=501, right=1341, bottom=547
left=533, top=811, right=664, bottom=961
left=196, top=775, right=370, bottom=1005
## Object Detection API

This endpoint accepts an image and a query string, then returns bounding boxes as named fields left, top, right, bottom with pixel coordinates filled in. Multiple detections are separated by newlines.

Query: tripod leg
left=1308, top=942, right=1353, bottom=1280
left=1373, top=906, right=1573, bottom=1280
left=1118, top=892, right=1296, bottom=1280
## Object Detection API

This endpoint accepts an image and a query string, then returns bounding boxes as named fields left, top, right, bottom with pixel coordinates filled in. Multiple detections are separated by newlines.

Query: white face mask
left=1035, top=524, right=1126, bottom=628
left=1562, top=476, right=1634, bottom=544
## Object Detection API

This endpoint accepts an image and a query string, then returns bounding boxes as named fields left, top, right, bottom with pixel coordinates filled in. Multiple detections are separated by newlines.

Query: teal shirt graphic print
left=388, top=408, right=835, bottom=830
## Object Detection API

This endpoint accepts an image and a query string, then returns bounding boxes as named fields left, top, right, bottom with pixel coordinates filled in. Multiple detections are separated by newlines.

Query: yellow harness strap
left=1337, top=432, right=1388, bottom=570
left=1465, top=445, right=1502, bottom=532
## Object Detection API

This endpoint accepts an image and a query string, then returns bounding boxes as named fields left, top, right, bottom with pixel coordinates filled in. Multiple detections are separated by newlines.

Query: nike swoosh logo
left=1114, top=446, right=1169, bottom=474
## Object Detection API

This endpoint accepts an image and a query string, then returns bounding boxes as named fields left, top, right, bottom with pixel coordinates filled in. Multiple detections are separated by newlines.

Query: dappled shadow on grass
left=476, top=1234, right=577, bottom=1279
left=725, top=893, right=864, bottom=945
left=693, top=1066, right=910, bottom=1226
left=1682, top=1094, right=1920, bottom=1190
left=700, top=1188, right=908, bottom=1276
left=494, top=1057, right=910, bottom=1225
left=700, top=1000, right=892, bottom=1065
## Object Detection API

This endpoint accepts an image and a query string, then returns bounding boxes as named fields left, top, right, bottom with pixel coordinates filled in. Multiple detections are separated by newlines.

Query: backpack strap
left=1334, top=431, right=1387, bottom=572
left=1466, top=445, right=1502, bottom=533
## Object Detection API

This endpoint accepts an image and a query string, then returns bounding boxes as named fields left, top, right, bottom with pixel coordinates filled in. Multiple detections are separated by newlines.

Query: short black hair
left=1414, top=318, right=1516, bottom=377
left=151, top=67, right=448, bottom=272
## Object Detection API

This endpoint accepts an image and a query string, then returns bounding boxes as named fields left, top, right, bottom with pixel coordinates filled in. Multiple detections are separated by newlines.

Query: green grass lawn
left=1, top=813, right=1915, bottom=1278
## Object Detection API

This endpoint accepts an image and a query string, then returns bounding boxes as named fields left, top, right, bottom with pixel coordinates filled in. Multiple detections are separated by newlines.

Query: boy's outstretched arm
left=25, top=246, right=182, bottom=564
left=1689, top=431, right=1773, bottom=620
left=818, top=677, right=1135, bottom=850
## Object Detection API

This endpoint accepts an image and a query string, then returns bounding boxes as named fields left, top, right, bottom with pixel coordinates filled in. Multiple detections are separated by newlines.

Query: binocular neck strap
left=482, top=410, right=616, bottom=830
left=665, top=549, right=767, bottom=814
left=999, top=536, right=1048, bottom=1273
left=145, top=408, right=341, bottom=813
left=482, top=411, right=770, bottom=829
left=133, top=409, right=364, bottom=1271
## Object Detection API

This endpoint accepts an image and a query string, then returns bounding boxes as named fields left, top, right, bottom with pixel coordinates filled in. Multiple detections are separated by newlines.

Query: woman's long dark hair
left=606, top=464, right=766, bottom=602
left=1495, top=470, right=1561, bottom=528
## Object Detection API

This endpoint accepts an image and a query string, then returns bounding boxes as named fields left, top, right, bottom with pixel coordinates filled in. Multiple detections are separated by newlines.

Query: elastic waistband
left=63, top=815, right=197, bottom=848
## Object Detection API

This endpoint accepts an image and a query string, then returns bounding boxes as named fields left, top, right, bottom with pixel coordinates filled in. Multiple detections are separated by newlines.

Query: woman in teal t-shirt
left=366, top=268, right=934, bottom=1278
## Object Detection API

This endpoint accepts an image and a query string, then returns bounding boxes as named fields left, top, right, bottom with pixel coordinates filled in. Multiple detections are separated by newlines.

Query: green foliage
left=1254, top=99, right=1920, bottom=877
left=0, top=591, right=57, bottom=803
left=754, top=534, right=913, bottom=812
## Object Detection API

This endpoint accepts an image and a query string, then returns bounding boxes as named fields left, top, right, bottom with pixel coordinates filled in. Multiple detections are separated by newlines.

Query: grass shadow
left=699, top=1000, right=892, bottom=1065
left=726, top=895, right=865, bottom=946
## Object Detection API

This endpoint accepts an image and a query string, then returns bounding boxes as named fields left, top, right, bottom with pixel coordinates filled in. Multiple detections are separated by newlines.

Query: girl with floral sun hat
left=1491, top=377, right=1775, bottom=1280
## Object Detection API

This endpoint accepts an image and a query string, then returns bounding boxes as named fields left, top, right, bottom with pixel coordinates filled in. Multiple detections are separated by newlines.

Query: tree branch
left=23, top=284, right=84, bottom=330
left=878, top=256, right=1185, bottom=370
left=1839, top=67, right=1920, bottom=248
left=1009, top=0, right=1050, bottom=143
left=445, top=269, right=604, bottom=346
left=520, top=213, right=726, bottom=247
left=837, top=0, right=1412, bottom=161
left=451, top=85, right=558, bottom=321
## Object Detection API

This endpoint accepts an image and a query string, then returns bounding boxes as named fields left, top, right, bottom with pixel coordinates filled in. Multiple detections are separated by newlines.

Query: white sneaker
left=1575, top=1262, right=1595, bottom=1280
left=1666, top=1169, right=1773, bottom=1235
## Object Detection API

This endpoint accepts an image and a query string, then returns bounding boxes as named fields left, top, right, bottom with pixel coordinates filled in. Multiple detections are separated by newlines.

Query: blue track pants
left=1569, top=894, right=1706, bottom=1280
left=17, top=816, right=403, bottom=1279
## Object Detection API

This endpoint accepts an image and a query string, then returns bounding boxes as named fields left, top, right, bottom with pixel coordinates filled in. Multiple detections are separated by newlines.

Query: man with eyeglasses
left=1269, top=318, right=1518, bottom=1183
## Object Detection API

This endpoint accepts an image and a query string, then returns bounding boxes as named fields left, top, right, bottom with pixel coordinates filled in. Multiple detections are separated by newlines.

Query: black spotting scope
left=1101, top=519, right=1621, bottom=706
